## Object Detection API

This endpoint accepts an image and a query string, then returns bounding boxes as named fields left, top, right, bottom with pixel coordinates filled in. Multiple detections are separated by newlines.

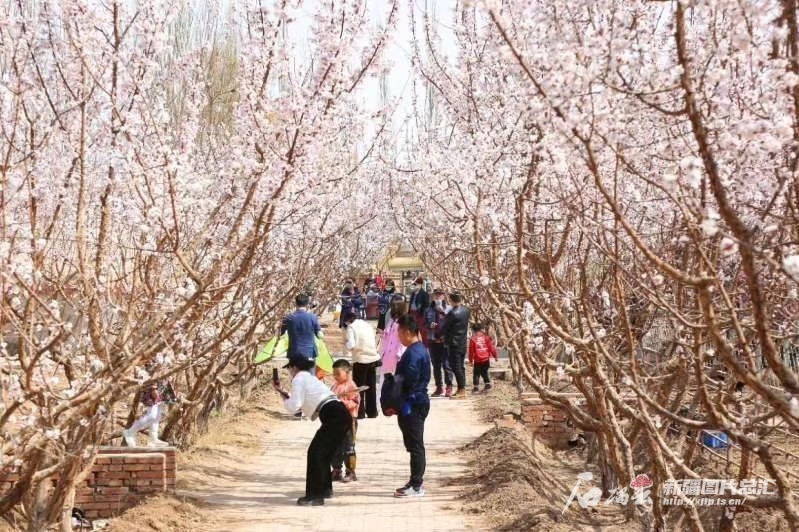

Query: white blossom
left=784, top=255, right=799, bottom=279
left=720, top=237, right=738, bottom=257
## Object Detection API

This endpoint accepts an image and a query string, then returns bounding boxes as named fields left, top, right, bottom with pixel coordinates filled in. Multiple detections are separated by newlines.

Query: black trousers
left=352, top=361, right=379, bottom=418
left=331, top=419, right=357, bottom=471
left=306, top=401, right=350, bottom=498
left=447, top=345, right=467, bottom=390
left=473, top=362, right=490, bottom=386
left=397, top=402, right=430, bottom=489
left=429, top=342, right=452, bottom=388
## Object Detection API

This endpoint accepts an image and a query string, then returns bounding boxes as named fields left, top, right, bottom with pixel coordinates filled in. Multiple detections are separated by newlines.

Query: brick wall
left=521, top=392, right=581, bottom=448
left=0, top=446, right=176, bottom=519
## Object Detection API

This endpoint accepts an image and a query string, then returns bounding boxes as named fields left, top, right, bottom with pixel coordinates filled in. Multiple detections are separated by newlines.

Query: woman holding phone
left=273, top=353, right=351, bottom=506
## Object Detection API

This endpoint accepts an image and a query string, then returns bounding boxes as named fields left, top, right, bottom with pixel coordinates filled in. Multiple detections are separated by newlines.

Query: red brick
left=94, top=487, right=130, bottom=496
left=95, top=471, right=130, bottom=480
left=95, top=479, right=124, bottom=487
left=133, top=487, right=161, bottom=495
left=94, top=457, right=112, bottom=465
left=131, top=471, right=165, bottom=480
left=123, top=464, right=155, bottom=472
left=125, top=454, right=166, bottom=464
left=77, top=502, right=118, bottom=511
left=92, top=494, right=131, bottom=503
left=99, top=447, right=167, bottom=455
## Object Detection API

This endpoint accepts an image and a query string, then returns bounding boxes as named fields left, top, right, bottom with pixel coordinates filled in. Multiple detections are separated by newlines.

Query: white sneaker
left=148, top=438, right=169, bottom=448
left=394, top=485, right=425, bottom=498
left=122, top=429, right=137, bottom=447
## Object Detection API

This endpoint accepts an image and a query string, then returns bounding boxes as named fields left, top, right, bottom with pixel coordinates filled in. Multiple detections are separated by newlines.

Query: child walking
left=468, top=323, right=498, bottom=393
left=330, top=359, right=360, bottom=482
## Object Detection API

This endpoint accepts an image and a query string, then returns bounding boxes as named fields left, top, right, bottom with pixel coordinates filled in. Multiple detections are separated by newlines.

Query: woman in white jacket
left=342, top=309, right=380, bottom=418
left=274, top=353, right=351, bottom=506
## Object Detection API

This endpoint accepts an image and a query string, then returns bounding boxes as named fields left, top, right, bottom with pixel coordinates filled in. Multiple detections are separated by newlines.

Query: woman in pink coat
left=379, top=295, right=409, bottom=381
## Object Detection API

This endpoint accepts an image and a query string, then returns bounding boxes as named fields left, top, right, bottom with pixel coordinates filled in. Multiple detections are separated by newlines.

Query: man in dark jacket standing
left=425, top=288, right=453, bottom=397
left=408, top=277, right=430, bottom=345
left=441, top=291, right=470, bottom=398
left=393, top=314, right=431, bottom=497
left=281, top=293, right=322, bottom=359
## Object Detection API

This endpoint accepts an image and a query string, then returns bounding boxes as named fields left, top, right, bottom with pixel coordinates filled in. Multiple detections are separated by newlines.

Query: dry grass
left=461, top=380, right=798, bottom=530
left=474, top=374, right=521, bottom=423
left=104, top=495, right=215, bottom=532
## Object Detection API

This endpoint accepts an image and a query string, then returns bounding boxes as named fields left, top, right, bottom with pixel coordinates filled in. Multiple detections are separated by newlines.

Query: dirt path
left=175, top=389, right=490, bottom=532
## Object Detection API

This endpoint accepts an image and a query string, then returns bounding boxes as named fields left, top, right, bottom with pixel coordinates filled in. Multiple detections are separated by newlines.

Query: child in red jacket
left=468, top=323, right=498, bottom=393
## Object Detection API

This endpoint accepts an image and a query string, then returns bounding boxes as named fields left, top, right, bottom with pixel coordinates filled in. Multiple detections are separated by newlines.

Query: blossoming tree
left=0, top=0, right=393, bottom=529
left=403, top=0, right=799, bottom=529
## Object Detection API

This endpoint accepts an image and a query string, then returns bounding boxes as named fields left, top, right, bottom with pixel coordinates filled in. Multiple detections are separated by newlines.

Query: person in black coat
left=408, top=278, right=430, bottom=344
left=441, top=291, right=470, bottom=398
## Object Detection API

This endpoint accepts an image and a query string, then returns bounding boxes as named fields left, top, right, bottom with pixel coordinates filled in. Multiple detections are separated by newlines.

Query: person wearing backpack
left=468, top=322, right=498, bottom=392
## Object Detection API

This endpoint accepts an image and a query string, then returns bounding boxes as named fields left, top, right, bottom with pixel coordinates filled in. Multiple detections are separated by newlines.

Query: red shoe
left=431, top=387, right=444, bottom=397
left=444, top=387, right=453, bottom=398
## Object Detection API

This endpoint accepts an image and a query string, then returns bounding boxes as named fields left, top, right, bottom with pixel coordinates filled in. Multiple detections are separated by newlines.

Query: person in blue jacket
left=393, top=314, right=431, bottom=498
left=281, top=293, right=322, bottom=358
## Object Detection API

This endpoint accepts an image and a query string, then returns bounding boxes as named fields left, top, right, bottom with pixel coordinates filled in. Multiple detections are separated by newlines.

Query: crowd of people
left=119, top=275, right=497, bottom=508
left=268, top=275, right=499, bottom=506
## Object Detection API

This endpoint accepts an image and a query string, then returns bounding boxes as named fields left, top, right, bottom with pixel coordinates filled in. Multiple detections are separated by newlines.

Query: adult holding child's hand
left=276, top=353, right=351, bottom=506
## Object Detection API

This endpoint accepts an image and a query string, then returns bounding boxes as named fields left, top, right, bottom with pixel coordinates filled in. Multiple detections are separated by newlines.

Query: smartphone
left=272, top=367, right=280, bottom=385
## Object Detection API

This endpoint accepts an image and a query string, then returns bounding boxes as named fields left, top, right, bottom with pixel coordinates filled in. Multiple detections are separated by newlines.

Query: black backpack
left=380, top=373, right=405, bottom=416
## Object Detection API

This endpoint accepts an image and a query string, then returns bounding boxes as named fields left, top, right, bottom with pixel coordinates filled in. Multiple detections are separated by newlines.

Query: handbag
left=379, top=373, right=405, bottom=416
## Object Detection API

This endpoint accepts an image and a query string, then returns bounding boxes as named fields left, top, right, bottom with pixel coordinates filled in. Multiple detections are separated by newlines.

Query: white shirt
left=283, top=370, right=336, bottom=418
left=346, top=319, right=380, bottom=364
